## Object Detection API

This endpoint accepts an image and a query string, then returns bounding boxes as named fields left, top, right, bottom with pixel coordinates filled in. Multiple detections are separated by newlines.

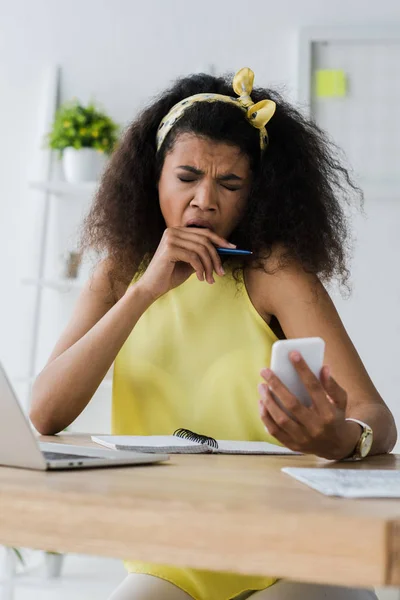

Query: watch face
left=360, top=432, right=373, bottom=458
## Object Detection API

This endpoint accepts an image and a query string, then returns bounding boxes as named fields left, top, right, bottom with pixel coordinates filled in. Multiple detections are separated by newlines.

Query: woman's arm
left=247, top=259, right=397, bottom=457
left=30, top=261, right=155, bottom=435
left=31, top=227, right=232, bottom=436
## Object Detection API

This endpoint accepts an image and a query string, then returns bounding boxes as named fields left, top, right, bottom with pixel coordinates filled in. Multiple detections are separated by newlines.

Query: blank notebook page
left=92, top=435, right=300, bottom=455
left=216, top=440, right=299, bottom=454
left=91, top=436, right=204, bottom=453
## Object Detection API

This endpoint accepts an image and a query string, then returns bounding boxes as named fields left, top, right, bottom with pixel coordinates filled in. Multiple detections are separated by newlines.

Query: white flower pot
left=62, top=147, right=107, bottom=183
left=45, top=552, right=64, bottom=579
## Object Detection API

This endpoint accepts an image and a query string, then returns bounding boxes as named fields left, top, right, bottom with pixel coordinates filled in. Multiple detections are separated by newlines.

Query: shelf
left=22, top=277, right=84, bottom=292
left=29, top=181, right=98, bottom=196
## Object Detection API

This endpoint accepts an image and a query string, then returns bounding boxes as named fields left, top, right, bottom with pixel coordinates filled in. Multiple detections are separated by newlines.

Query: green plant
left=47, top=99, right=119, bottom=155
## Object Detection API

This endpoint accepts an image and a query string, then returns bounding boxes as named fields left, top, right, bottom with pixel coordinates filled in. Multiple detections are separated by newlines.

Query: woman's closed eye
left=220, top=184, right=241, bottom=192
left=178, top=176, right=197, bottom=183
left=178, top=176, right=240, bottom=192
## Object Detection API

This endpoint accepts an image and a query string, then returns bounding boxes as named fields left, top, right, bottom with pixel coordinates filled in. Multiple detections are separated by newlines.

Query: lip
left=185, top=218, right=214, bottom=231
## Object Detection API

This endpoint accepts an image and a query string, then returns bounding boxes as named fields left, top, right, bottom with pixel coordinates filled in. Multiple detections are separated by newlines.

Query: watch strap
left=344, top=418, right=373, bottom=460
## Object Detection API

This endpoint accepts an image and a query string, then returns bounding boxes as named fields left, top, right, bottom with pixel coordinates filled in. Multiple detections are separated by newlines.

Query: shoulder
left=88, top=258, right=131, bottom=305
left=245, top=245, right=326, bottom=320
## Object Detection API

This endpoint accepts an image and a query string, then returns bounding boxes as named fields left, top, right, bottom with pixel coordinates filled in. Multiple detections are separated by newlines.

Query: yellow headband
left=156, top=67, right=276, bottom=152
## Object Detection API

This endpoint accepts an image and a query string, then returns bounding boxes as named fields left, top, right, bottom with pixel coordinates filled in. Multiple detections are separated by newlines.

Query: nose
left=190, top=180, right=217, bottom=211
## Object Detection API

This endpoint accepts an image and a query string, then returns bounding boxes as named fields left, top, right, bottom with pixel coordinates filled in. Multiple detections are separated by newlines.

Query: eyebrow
left=177, top=165, right=243, bottom=182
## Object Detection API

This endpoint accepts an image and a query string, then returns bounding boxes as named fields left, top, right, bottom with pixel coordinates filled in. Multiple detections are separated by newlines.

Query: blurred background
left=1, top=0, right=400, bottom=598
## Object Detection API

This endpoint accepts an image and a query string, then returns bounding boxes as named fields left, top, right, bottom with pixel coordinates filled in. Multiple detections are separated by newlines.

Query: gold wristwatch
left=344, top=418, right=374, bottom=460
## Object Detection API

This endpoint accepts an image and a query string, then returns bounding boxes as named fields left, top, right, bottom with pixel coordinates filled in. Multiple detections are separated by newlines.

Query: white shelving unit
left=21, top=177, right=114, bottom=402
left=17, top=67, right=111, bottom=409
left=21, top=179, right=110, bottom=405
left=15, top=68, right=116, bottom=415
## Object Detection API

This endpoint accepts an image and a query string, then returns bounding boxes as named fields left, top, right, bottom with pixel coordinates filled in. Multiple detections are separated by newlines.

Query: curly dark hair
left=80, top=71, right=361, bottom=293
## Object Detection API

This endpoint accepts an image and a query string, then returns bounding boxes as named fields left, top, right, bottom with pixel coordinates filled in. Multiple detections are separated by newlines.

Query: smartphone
left=270, top=337, right=325, bottom=411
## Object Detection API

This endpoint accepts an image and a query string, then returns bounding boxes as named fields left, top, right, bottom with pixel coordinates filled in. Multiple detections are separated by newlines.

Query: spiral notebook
left=91, top=429, right=300, bottom=455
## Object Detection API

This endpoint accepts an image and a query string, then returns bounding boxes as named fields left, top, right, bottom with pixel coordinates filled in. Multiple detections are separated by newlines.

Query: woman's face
left=158, top=133, right=252, bottom=240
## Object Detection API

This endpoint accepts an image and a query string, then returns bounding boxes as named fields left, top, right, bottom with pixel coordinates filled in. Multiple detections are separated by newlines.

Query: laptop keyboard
left=43, top=451, right=100, bottom=461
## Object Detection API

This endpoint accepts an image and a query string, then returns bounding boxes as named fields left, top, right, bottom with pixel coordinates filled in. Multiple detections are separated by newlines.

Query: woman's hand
left=137, top=226, right=236, bottom=301
left=258, top=352, right=360, bottom=460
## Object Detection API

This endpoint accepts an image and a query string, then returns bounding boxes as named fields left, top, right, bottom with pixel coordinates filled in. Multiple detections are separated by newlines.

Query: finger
left=289, top=352, right=333, bottom=419
left=180, top=240, right=218, bottom=284
left=162, top=229, right=205, bottom=281
left=260, top=368, right=311, bottom=427
left=178, top=231, right=225, bottom=277
left=320, top=366, right=347, bottom=411
left=258, top=383, right=308, bottom=442
left=171, top=237, right=216, bottom=284
left=169, top=245, right=206, bottom=282
left=258, top=399, right=301, bottom=450
left=181, top=226, right=236, bottom=249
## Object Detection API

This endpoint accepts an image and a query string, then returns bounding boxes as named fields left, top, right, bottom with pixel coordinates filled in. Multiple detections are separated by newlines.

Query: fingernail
left=262, top=368, right=272, bottom=380
left=290, top=351, right=301, bottom=363
left=258, top=383, right=267, bottom=399
left=323, top=365, right=330, bottom=379
left=229, top=242, right=237, bottom=248
left=219, top=267, right=225, bottom=276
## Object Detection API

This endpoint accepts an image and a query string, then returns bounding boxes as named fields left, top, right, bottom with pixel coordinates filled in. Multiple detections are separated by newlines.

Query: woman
left=30, top=68, right=396, bottom=600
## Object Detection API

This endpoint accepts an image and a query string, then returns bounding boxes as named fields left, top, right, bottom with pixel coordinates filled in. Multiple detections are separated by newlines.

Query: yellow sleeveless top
left=112, top=267, right=279, bottom=600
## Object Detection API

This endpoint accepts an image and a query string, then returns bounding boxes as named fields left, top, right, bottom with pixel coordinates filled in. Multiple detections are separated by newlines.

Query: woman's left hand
left=258, top=352, right=360, bottom=460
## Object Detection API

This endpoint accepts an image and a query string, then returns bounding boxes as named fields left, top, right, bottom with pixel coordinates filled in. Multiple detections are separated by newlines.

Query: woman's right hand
left=137, top=226, right=237, bottom=301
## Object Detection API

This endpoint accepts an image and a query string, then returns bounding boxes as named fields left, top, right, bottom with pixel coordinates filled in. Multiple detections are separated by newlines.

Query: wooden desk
left=0, top=434, right=400, bottom=588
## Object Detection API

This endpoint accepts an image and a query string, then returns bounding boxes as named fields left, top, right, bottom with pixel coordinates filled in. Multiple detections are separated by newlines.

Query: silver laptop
left=0, top=362, right=169, bottom=471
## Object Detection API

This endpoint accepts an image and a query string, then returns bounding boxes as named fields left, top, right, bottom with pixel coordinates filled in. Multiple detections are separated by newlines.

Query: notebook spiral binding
left=173, top=428, right=219, bottom=449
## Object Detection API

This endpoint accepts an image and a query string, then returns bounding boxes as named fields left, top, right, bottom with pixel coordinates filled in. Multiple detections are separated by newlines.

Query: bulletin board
left=298, top=27, right=400, bottom=198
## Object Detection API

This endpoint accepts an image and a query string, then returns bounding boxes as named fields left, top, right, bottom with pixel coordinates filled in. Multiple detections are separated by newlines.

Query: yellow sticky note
left=315, top=70, right=347, bottom=98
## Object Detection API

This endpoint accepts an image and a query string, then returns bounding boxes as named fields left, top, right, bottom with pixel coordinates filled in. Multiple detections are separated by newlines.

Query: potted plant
left=44, top=551, right=64, bottom=579
left=47, top=99, right=119, bottom=183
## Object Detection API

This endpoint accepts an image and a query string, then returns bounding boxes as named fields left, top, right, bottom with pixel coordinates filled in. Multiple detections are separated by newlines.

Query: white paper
left=282, top=467, right=400, bottom=498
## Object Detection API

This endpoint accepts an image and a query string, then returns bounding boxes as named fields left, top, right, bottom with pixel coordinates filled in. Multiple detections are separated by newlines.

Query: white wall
left=1, top=0, right=400, bottom=433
